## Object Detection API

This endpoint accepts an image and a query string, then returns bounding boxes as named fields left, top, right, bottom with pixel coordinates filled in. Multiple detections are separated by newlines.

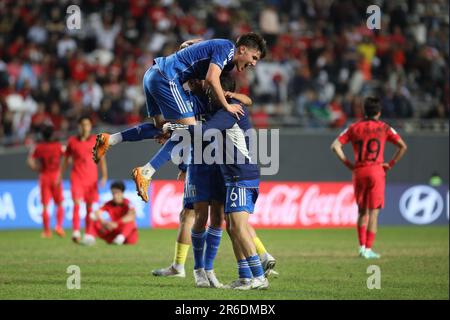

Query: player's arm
left=179, top=38, right=203, bottom=50
left=330, top=139, right=354, bottom=170
left=120, top=208, right=136, bottom=224
left=57, top=154, right=70, bottom=184
left=205, top=63, right=244, bottom=118
left=99, top=157, right=108, bottom=188
left=225, top=91, right=253, bottom=106
left=27, top=148, right=40, bottom=172
left=384, top=138, right=407, bottom=170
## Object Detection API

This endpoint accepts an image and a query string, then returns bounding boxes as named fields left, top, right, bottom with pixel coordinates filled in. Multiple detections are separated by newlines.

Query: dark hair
left=41, top=124, right=54, bottom=141
left=220, top=73, right=236, bottom=93
left=364, top=97, right=382, bottom=117
left=236, top=32, right=267, bottom=59
left=111, top=180, right=125, bottom=192
left=78, top=115, right=92, bottom=124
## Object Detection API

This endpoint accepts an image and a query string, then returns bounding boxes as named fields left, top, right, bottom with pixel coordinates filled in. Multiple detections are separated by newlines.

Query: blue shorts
left=224, top=179, right=259, bottom=214
left=183, top=164, right=225, bottom=209
left=143, top=66, right=195, bottom=121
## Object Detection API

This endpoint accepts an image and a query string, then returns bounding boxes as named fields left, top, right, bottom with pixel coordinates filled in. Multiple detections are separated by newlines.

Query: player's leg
left=92, top=68, right=165, bottom=163
left=224, top=185, right=268, bottom=290
left=191, top=201, right=210, bottom=287
left=52, top=181, right=65, bottom=237
left=152, top=207, right=194, bottom=277
left=203, top=200, right=224, bottom=288
left=110, top=222, right=136, bottom=245
left=132, top=76, right=195, bottom=202
left=247, top=225, right=278, bottom=277
left=357, top=208, right=369, bottom=256
left=362, top=171, right=384, bottom=259
left=40, top=180, right=52, bottom=238
left=223, top=214, right=253, bottom=290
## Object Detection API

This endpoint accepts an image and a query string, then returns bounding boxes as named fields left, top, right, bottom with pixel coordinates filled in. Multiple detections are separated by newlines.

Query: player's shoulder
left=209, top=38, right=235, bottom=47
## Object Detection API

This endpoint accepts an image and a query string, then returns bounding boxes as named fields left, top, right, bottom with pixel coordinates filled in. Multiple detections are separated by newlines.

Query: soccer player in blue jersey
left=93, top=33, right=267, bottom=203
left=163, top=74, right=269, bottom=290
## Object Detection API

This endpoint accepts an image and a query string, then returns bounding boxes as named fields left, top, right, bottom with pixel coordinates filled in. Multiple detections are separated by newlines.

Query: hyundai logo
left=399, top=186, right=443, bottom=225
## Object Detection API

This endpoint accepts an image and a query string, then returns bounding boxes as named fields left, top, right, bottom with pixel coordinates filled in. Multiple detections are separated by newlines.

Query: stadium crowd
left=0, top=0, right=448, bottom=147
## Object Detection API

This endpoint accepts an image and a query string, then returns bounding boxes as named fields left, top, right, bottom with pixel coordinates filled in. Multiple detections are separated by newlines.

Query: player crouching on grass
left=80, top=181, right=138, bottom=246
left=27, top=124, right=65, bottom=238
left=331, top=97, right=407, bottom=259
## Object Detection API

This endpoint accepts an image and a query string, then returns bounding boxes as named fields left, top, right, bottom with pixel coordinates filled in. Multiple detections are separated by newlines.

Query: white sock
left=112, top=234, right=125, bottom=245
left=109, top=133, right=123, bottom=146
left=172, top=263, right=184, bottom=272
left=141, top=163, right=155, bottom=179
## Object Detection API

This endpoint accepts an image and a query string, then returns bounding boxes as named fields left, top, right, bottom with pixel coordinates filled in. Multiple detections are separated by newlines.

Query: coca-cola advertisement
left=149, top=180, right=358, bottom=229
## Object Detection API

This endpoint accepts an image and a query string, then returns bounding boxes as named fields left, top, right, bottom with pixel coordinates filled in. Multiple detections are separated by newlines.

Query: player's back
left=339, top=119, right=400, bottom=169
left=153, top=39, right=235, bottom=83
left=33, top=141, right=63, bottom=177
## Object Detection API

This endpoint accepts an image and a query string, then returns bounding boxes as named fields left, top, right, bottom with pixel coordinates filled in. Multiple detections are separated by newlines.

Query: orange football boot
left=132, top=167, right=151, bottom=203
left=92, top=133, right=110, bottom=163
left=55, top=226, right=65, bottom=238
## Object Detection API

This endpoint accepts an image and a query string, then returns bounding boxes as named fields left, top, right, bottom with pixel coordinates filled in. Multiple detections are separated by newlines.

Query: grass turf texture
left=0, top=226, right=448, bottom=300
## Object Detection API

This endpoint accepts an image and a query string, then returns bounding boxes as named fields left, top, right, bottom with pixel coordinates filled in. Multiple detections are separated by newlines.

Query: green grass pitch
left=0, top=226, right=448, bottom=300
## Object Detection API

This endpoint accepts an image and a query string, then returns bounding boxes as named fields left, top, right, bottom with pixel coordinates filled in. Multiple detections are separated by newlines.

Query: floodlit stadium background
left=0, top=0, right=448, bottom=229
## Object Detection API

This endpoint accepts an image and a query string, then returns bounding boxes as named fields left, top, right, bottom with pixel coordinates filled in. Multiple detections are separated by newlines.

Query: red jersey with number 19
left=338, top=119, right=401, bottom=209
left=338, top=119, right=400, bottom=168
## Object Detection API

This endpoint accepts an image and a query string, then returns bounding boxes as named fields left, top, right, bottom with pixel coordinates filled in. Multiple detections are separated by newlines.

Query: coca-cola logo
left=151, top=183, right=184, bottom=227
left=151, top=181, right=358, bottom=228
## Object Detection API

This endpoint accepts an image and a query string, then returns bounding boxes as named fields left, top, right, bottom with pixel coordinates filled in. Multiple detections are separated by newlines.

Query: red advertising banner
left=150, top=180, right=358, bottom=229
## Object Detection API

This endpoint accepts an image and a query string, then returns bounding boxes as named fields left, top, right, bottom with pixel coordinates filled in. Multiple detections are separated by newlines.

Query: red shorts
left=71, top=178, right=99, bottom=204
left=40, top=175, right=63, bottom=205
left=352, top=166, right=386, bottom=210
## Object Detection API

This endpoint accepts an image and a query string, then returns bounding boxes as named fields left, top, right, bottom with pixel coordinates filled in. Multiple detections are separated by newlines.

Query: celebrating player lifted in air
left=27, top=124, right=65, bottom=238
left=331, top=97, right=407, bottom=259
left=58, top=116, right=108, bottom=243
left=92, top=33, right=267, bottom=203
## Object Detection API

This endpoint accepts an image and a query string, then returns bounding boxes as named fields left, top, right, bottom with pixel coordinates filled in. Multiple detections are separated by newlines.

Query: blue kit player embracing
left=164, top=73, right=269, bottom=290
left=92, top=33, right=267, bottom=203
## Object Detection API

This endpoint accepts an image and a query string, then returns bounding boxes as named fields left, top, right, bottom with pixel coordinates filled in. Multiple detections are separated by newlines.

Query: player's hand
left=225, top=103, right=244, bottom=119
left=177, top=170, right=186, bottom=181
left=343, top=159, right=355, bottom=171
left=382, top=163, right=391, bottom=172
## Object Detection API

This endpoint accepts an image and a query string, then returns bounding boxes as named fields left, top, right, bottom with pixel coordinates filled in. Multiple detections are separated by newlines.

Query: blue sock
left=246, top=255, right=264, bottom=278
left=204, top=226, right=222, bottom=271
left=237, top=259, right=252, bottom=279
left=191, top=230, right=207, bottom=270
left=148, top=135, right=178, bottom=170
left=121, top=123, right=161, bottom=141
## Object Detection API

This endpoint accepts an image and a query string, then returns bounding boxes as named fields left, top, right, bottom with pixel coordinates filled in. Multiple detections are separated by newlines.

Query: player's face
left=111, top=188, right=124, bottom=203
left=235, top=46, right=261, bottom=72
left=78, top=119, right=92, bottom=137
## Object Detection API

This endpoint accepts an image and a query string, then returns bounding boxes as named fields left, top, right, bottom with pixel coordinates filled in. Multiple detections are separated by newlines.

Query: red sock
left=357, top=225, right=367, bottom=246
left=85, top=203, right=92, bottom=231
left=42, top=208, right=50, bottom=232
left=56, top=205, right=64, bottom=228
left=366, top=231, right=376, bottom=249
left=73, top=203, right=80, bottom=231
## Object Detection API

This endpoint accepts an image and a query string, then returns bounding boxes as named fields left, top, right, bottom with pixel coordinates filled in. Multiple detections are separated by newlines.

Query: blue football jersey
left=154, top=39, right=236, bottom=83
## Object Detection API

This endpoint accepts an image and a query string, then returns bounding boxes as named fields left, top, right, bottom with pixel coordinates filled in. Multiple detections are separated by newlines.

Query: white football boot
left=358, top=245, right=366, bottom=257
left=251, top=276, right=269, bottom=290
left=152, top=265, right=186, bottom=278
left=112, top=234, right=125, bottom=245
left=205, top=270, right=223, bottom=288
left=80, top=234, right=96, bottom=246
left=363, top=248, right=381, bottom=259
left=223, top=278, right=252, bottom=290
left=193, top=268, right=210, bottom=288
left=261, top=253, right=277, bottom=276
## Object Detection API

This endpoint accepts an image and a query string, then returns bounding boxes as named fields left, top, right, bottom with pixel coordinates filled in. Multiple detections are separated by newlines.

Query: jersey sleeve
left=210, top=40, right=235, bottom=70
left=386, top=125, right=401, bottom=144
left=337, top=127, right=351, bottom=145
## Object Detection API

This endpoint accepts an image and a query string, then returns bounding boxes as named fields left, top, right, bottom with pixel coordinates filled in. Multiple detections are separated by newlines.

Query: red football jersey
left=338, top=119, right=401, bottom=168
left=31, top=141, right=64, bottom=176
left=65, top=135, right=98, bottom=182
left=100, top=199, right=135, bottom=222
